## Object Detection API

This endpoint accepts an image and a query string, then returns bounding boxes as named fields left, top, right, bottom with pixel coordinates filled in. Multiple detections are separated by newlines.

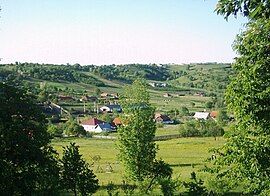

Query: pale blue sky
left=0, top=0, right=246, bottom=65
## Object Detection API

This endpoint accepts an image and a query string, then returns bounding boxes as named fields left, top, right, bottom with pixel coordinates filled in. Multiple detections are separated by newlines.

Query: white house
left=193, top=112, right=210, bottom=120
left=80, top=118, right=113, bottom=133
left=99, top=104, right=122, bottom=113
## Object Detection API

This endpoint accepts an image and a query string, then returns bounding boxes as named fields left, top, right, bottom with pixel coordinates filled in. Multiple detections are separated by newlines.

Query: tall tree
left=210, top=1, right=270, bottom=194
left=0, top=83, right=60, bottom=195
left=117, top=80, right=157, bottom=182
left=61, top=142, right=99, bottom=196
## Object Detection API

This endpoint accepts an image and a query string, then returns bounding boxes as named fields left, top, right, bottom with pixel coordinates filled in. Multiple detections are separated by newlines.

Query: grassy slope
left=52, top=137, right=224, bottom=186
left=1, top=63, right=229, bottom=113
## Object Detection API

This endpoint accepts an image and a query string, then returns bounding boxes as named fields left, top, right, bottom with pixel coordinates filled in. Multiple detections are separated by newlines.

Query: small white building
left=80, top=118, right=113, bottom=133
left=100, top=104, right=122, bottom=113
left=193, top=112, right=210, bottom=120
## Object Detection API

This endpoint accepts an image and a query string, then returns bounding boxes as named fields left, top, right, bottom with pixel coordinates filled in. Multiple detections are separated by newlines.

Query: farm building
left=80, top=118, right=113, bottom=133
left=163, top=93, right=171, bottom=97
left=100, top=104, right=122, bottom=113
left=112, top=117, right=122, bottom=127
left=80, top=95, right=97, bottom=102
left=155, top=113, right=174, bottom=124
left=193, top=112, right=210, bottom=120
left=210, top=111, right=218, bottom=119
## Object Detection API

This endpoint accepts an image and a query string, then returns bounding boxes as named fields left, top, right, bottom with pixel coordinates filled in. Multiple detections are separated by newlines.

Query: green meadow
left=52, top=137, right=225, bottom=187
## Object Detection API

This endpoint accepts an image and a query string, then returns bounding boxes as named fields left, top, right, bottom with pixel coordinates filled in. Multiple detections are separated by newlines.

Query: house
left=194, top=92, right=205, bottom=97
left=149, top=82, right=167, bottom=88
left=58, top=95, right=74, bottom=101
left=193, top=112, right=210, bottom=120
left=80, top=95, right=97, bottom=102
left=155, top=113, right=174, bottom=124
left=163, top=93, right=171, bottom=98
left=160, top=83, right=167, bottom=87
left=80, top=118, right=113, bottom=133
left=210, top=111, right=218, bottom=119
left=100, top=92, right=109, bottom=98
left=100, top=104, right=122, bottom=113
left=112, top=117, right=122, bottom=127
left=110, top=93, right=119, bottom=99
left=149, top=82, right=156, bottom=87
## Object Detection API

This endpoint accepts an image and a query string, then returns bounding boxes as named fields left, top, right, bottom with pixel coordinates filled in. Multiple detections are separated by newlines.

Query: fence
left=92, top=134, right=182, bottom=141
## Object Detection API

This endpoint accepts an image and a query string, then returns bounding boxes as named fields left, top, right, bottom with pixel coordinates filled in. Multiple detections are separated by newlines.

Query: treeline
left=169, top=63, right=234, bottom=93
left=12, top=63, right=105, bottom=86
left=91, top=64, right=173, bottom=82
left=0, top=62, right=234, bottom=95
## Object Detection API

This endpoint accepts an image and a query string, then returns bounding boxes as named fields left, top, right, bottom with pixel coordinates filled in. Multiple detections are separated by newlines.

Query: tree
left=117, top=80, right=157, bottom=182
left=216, top=0, right=270, bottom=20
left=216, top=109, right=229, bottom=126
left=210, top=1, right=270, bottom=194
left=61, top=142, right=99, bottom=196
left=205, top=101, right=214, bottom=109
left=0, top=83, right=60, bottom=195
left=62, top=118, right=86, bottom=136
left=180, top=106, right=190, bottom=116
left=47, top=124, right=63, bottom=136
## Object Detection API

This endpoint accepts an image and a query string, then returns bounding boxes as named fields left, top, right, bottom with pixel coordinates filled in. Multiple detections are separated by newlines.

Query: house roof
left=194, top=112, right=210, bottom=120
left=210, top=111, right=218, bottom=118
left=155, top=113, right=171, bottom=121
left=105, top=104, right=121, bottom=109
left=100, top=93, right=109, bottom=97
left=81, top=118, right=105, bottom=125
left=112, top=117, right=122, bottom=125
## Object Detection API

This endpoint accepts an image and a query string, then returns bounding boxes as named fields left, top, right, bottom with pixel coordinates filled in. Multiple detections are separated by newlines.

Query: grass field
left=52, top=137, right=225, bottom=189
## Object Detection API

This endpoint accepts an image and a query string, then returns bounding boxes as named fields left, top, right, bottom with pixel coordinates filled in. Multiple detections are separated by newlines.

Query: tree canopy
left=216, top=0, right=270, bottom=19
left=211, top=1, right=270, bottom=194
left=0, top=83, right=59, bottom=194
left=117, top=80, right=157, bottom=182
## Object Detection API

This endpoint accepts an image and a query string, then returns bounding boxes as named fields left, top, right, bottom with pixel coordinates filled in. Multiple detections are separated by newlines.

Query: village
left=41, top=90, right=226, bottom=137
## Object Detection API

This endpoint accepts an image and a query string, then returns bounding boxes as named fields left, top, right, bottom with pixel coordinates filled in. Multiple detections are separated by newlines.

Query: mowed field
left=52, top=137, right=225, bottom=187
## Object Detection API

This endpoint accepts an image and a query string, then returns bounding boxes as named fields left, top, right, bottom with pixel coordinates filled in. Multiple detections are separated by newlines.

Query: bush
left=179, top=120, right=224, bottom=137
left=156, top=122, right=164, bottom=128
left=179, top=121, right=200, bottom=137
left=183, top=172, right=207, bottom=196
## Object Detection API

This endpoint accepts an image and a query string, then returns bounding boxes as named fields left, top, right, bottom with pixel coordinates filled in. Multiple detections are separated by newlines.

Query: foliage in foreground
left=179, top=119, right=224, bottom=138
left=61, top=142, right=99, bottom=196
left=0, top=83, right=60, bottom=194
left=211, top=1, right=270, bottom=195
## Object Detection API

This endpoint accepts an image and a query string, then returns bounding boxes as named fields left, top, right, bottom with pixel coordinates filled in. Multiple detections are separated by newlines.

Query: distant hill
left=91, top=64, right=172, bottom=83
left=0, top=62, right=234, bottom=96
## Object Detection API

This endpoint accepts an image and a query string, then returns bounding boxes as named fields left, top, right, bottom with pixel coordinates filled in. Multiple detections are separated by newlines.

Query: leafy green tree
left=47, top=124, right=63, bottom=136
left=63, top=118, right=86, bottom=136
left=146, top=159, right=173, bottom=192
left=183, top=172, right=207, bottom=196
left=180, top=106, right=190, bottom=116
left=216, top=0, right=270, bottom=20
left=117, top=80, right=157, bottom=182
left=61, top=142, right=99, bottom=196
left=179, top=121, right=200, bottom=137
left=205, top=101, right=214, bottom=109
left=0, top=83, right=60, bottom=195
left=211, top=1, right=270, bottom=194
left=216, top=109, right=229, bottom=126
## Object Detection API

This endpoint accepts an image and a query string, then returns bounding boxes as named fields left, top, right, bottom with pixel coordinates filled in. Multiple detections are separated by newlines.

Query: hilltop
left=0, top=62, right=233, bottom=115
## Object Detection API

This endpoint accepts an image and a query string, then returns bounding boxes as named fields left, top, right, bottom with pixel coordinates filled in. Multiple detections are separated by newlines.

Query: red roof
left=113, top=117, right=122, bottom=126
left=81, top=118, right=105, bottom=125
left=210, top=111, right=218, bottom=118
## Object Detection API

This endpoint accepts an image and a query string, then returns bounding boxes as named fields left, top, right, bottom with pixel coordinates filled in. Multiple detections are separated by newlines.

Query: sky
left=0, top=0, right=247, bottom=65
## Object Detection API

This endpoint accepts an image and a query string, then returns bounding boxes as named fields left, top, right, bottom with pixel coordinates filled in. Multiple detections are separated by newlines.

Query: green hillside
left=0, top=62, right=232, bottom=114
